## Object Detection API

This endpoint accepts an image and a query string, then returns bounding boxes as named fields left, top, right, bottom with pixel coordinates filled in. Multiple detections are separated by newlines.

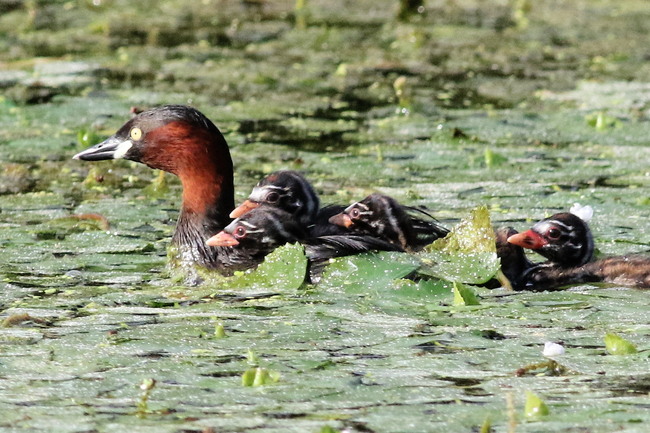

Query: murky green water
left=2, top=1, right=650, bottom=432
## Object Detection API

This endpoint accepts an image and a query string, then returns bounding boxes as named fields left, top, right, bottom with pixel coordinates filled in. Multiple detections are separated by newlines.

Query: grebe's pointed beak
left=73, top=136, right=133, bottom=161
left=328, top=213, right=354, bottom=228
left=206, top=231, right=239, bottom=247
left=507, top=229, right=547, bottom=249
left=229, top=200, right=260, bottom=219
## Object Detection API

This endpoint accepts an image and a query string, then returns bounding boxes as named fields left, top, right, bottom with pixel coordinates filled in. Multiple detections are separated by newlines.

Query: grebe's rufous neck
left=74, top=105, right=235, bottom=271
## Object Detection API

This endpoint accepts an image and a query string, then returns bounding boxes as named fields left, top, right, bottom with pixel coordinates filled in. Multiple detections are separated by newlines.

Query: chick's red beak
left=206, top=231, right=239, bottom=247
left=229, top=200, right=260, bottom=219
left=328, top=213, right=354, bottom=228
left=507, top=229, right=547, bottom=249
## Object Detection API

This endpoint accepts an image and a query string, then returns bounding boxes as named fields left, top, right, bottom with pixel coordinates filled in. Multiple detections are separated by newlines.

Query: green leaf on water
left=246, top=348, right=259, bottom=366
left=418, top=206, right=499, bottom=284
left=319, top=251, right=421, bottom=294
left=452, top=281, right=480, bottom=306
left=214, top=323, right=226, bottom=338
left=585, top=111, right=621, bottom=131
left=241, top=368, right=256, bottom=386
left=479, top=416, right=491, bottom=433
left=318, top=252, right=435, bottom=313
left=242, top=367, right=280, bottom=387
left=392, top=278, right=450, bottom=300
left=524, top=390, right=549, bottom=419
left=604, top=332, right=638, bottom=355
left=227, top=243, right=308, bottom=290
left=484, top=147, right=507, bottom=168
left=426, top=206, right=496, bottom=253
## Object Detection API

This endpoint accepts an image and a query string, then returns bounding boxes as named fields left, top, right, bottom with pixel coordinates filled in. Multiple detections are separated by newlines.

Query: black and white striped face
left=256, top=171, right=319, bottom=220
left=223, top=217, right=266, bottom=246
left=230, top=171, right=320, bottom=224
left=508, top=212, right=594, bottom=267
left=248, top=184, right=298, bottom=212
left=328, top=200, right=374, bottom=230
left=208, top=205, right=305, bottom=250
left=344, top=201, right=373, bottom=224
left=329, top=193, right=409, bottom=248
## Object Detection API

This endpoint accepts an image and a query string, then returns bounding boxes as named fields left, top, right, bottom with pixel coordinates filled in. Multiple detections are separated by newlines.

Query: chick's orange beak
left=229, top=200, right=260, bottom=219
left=507, top=230, right=547, bottom=249
left=206, top=231, right=239, bottom=247
left=328, top=213, right=354, bottom=228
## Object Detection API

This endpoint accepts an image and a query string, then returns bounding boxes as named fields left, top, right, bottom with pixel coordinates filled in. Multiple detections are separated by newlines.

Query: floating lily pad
left=224, top=243, right=308, bottom=291
left=452, top=281, right=481, bottom=306
left=318, top=251, right=421, bottom=294
left=418, top=206, right=499, bottom=284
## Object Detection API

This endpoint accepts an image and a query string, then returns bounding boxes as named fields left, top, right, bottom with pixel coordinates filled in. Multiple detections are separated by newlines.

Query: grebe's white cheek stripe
left=224, top=219, right=260, bottom=232
left=534, top=221, right=553, bottom=234
left=541, top=220, right=572, bottom=232
left=250, top=185, right=283, bottom=202
left=344, top=203, right=373, bottom=216
left=343, top=203, right=356, bottom=213
left=242, top=228, right=264, bottom=234
left=240, top=221, right=259, bottom=229
left=248, top=186, right=266, bottom=202
left=223, top=220, right=239, bottom=231
left=113, top=140, right=133, bottom=159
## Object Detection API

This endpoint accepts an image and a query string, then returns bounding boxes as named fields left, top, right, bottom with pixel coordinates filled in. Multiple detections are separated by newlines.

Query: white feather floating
left=543, top=342, right=565, bottom=357
left=569, top=203, right=593, bottom=223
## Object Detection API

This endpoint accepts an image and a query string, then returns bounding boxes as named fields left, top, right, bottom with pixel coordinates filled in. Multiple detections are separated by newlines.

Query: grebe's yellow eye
left=130, top=127, right=142, bottom=141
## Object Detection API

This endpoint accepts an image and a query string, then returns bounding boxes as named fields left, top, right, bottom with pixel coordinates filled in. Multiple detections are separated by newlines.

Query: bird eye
left=547, top=228, right=561, bottom=239
left=234, top=226, right=247, bottom=238
left=266, top=191, right=280, bottom=203
left=350, top=208, right=360, bottom=219
left=130, top=127, right=143, bottom=141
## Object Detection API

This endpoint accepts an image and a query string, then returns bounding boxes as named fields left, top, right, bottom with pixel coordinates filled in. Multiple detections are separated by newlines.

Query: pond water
left=1, top=1, right=650, bottom=432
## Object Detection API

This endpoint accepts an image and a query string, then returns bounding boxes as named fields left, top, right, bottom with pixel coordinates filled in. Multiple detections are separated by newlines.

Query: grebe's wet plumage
left=74, top=105, right=235, bottom=271
left=207, top=205, right=308, bottom=271
left=231, top=171, right=319, bottom=226
left=503, top=207, right=650, bottom=290
left=207, top=205, right=402, bottom=282
left=328, top=193, right=449, bottom=252
left=507, top=212, right=594, bottom=267
left=231, top=170, right=348, bottom=237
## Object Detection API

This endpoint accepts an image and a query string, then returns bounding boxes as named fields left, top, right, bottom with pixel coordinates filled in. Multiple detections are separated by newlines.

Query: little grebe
left=207, top=204, right=402, bottom=281
left=505, top=205, right=650, bottom=289
left=231, top=170, right=347, bottom=237
left=74, top=105, right=237, bottom=272
left=507, top=206, right=594, bottom=267
left=73, top=105, right=397, bottom=278
left=231, top=171, right=318, bottom=225
left=328, top=193, right=449, bottom=252
left=207, top=205, right=307, bottom=271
